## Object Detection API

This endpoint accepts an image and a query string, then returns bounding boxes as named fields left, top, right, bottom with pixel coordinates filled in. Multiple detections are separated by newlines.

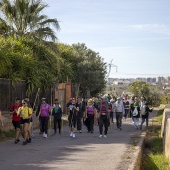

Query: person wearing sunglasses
left=17, top=100, right=33, bottom=145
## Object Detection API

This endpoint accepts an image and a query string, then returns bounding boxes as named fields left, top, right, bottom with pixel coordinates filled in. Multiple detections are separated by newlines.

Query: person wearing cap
left=114, top=97, right=125, bottom=130
left=17, top=99, right=33, bottom=145
left=98, top=97, right=111, bottom=138
left=9, top=97, right=22, bottom=144
left=38, top=98, right=51, bottom=138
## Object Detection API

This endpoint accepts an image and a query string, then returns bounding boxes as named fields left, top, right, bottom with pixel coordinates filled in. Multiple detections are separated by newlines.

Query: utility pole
left=106, top=59, right=118, bottom=79
left=106, top=59, right=118, bottom=95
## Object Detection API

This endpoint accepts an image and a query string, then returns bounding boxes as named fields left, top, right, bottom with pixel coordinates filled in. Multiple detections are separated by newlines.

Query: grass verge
left=141, top=108, right=170, bottom=170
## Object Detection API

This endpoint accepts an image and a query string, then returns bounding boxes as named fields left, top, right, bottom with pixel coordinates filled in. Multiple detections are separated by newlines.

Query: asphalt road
left=0, top=114, right=155, bottom=170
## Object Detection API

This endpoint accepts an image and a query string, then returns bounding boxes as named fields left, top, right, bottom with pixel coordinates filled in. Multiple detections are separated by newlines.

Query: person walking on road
left=9, top=97, right=22, bottom=144
left=38, top=98, right=51, bottom=138
left=17, top=99, right=33, bottom=145
left=85, top=99, right=97, bottom=133
left=76, top=97, right=84, bottom=133
left=140, top=102, right=153, bottom=130
left=109, top=99, right=115, bottom=124
left=98, top=97, right=111, bottom=138
left=68, top=98, right=77, bottom=138
left=24, top=97, right=33, bottom=143
left=114, top=97, right=125, bottom=130
left=123, top=96, right=130, bottom=120
left=52, top=101, right=62, bottom=134
left=131, top=100, right=140, bottom=130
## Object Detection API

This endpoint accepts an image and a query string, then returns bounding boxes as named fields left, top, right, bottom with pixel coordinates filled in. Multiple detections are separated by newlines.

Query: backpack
left=141, top=105, right=146, bottom=115
left=133, top=107, right=138, bottom=116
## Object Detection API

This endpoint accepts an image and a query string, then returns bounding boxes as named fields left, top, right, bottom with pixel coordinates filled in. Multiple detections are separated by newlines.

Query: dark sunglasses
left=22, top=103, right=26, bottom=104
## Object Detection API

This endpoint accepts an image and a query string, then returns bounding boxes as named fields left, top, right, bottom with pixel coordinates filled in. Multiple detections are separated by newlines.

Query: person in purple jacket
left=38, top=98, right=51, bottom=138
left=85, top=99, right=97, bottom=133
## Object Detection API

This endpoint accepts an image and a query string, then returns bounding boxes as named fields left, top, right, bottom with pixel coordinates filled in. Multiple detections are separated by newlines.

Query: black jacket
left=52, top=107, right=62, bottom=119
left=141, top=106, right=152, bottom=118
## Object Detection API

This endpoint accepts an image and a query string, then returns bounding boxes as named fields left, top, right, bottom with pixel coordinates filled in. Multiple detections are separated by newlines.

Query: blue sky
left=43, top=0, right=170, bottom=78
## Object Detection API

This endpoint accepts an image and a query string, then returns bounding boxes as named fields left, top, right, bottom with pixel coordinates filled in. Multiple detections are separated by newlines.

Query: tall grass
left=142, top=108, right=170, bottom=170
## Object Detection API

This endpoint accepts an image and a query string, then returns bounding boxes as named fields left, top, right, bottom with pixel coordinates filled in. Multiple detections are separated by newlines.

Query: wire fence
left=0, top=79, right=79, bottom=113
left=0, top=79, right=26, bottom=111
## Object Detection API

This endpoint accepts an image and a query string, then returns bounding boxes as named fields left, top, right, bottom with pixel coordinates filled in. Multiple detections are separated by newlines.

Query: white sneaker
left=70, top=132, right=73, bottom=137
left=99, top=135, right=102, bottom=139
left=72, top=133, right=75, bottom=138
left=104, top=135, right=107, bottom=138
left=44, top=133, right=47, bottom=138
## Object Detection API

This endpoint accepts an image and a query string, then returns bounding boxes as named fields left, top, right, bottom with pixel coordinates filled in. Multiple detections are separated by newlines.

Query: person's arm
left=9, top=106, right=15, bottom=115
left=146, top=106, right=153, bottom=112
left=17, top=107, right=22, bottom=116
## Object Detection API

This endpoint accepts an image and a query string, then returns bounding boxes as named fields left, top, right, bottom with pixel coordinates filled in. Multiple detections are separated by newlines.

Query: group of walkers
left=0, top=93, right=153, bottom=145
left=8, top=97, right=64, bottom=145
left=9, top=97, right=33, bottom=145
left=66, top=94, right=153, bottom=139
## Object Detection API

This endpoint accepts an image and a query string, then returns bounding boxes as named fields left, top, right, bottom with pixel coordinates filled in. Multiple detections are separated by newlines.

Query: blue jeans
left=110, top=112, right=114, bottom=122
left=140, top=117, right=149, bottom=129
left=133, top=118, right=139, bottom=128
left=124, top=109, right=129, bottom=119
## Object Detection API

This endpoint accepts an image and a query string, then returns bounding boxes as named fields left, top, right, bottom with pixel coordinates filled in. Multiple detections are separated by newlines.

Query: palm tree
left=0, top=0, right=60, bottom=41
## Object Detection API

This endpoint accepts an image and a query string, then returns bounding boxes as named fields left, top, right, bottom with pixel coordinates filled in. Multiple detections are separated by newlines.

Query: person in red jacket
left=9, top=97, right=22, bottom=144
